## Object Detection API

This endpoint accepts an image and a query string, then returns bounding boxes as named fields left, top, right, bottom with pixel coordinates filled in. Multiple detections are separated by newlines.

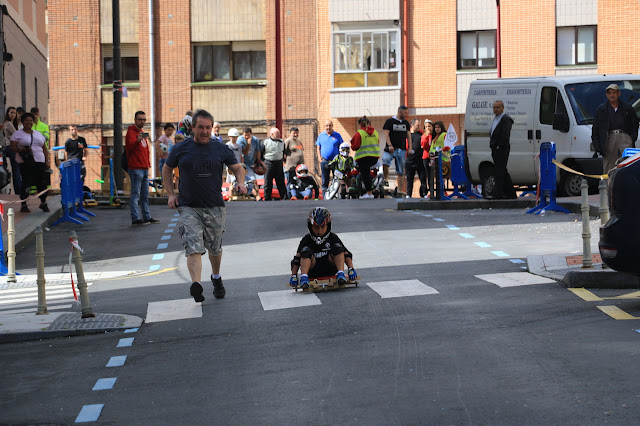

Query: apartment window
left=193, top=42, right=266, bottom=82
left=458, top=31, right=496, bottom=69
left=332, top=27, right=400, bottom=89
left=557, top=26, right=596, bottom=66
left=20, top=63, right=26, bottom=110
left=102, top=44, right=140, bottom=84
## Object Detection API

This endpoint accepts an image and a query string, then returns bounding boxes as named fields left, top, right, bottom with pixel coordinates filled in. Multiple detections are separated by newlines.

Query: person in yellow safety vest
left=350, top=116, right=380, bottom=199
left=428, top=121, right=450, bottom=163
left=31, top=107, right=50, bottom=149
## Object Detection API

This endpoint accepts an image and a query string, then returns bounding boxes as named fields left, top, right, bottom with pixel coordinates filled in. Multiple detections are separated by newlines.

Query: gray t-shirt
left=165, top=138, right=238, bottom=207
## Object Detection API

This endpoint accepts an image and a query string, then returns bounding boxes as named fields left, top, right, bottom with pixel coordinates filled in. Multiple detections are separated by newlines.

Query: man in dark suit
left=489, top=100, right=516, bottom=199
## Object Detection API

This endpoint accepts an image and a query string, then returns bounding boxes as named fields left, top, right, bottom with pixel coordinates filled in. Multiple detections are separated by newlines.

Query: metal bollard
left=35, top=226, right=48, bottom=315
left=70, top=231, right=95, bottom=318
left=581, top=178, right=593, bottom=269
left=6, top=208, right=16, bottom=283
left=598, top=178, right=610, bottom=269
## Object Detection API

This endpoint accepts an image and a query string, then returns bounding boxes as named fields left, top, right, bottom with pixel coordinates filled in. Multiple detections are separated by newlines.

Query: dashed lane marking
left=106, top=356, right=127, bottom=367
left=152, top=253, right=165, bottom=260
left=145, top=298, right=203, bottom=323
left=92, top=378, right=117, bottom=391
left=446, top=225, right=459, bottom=230
left=475, top=242, right=492, bottom=248
left=459, top=233, right=475, bottom=239
left=258, top=290, right=322, bottom=311
left=475, top=272, right=556, bottom=288
left=117, top=337, right=135, bottom=347
left=432, top=218, right=445, bottom=222
left=75, top=404, right=104, bottom=423
left=491, top=251, right=510, bottom=257
left=367, top=279, right=439, bottom=299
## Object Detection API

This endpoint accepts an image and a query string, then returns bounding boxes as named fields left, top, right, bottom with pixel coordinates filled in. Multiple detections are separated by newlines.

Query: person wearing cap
left=283, top=126, right=305, bottom=199
left=225, top=128, right=243, bottom=183
left=592, top=83, right=639, bottom=174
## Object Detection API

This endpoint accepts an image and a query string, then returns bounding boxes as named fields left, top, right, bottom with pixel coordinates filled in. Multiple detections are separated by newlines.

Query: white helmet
left=228, top=128, right=240, bottom=137
left=339, top=142, right=351, bottom=156
left=183, top=115, right=192, bottom=126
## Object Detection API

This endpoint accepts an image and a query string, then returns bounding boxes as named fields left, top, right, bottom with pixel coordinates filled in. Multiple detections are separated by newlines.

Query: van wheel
left=559, top=172, right=582, bottom=197
left=480, top=167, right=496, bottom=198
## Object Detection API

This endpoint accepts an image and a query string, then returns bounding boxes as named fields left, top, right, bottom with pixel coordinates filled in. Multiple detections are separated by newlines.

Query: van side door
left=536, top=85, right=572, bottom=168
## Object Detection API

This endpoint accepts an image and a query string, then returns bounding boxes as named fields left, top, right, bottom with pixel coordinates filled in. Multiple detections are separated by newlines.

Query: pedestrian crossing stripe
left=475, top=272, right=556, bottom=287
left=258, top=290, right=321, bottom=311
left=366, top=280, right=439, bottom=299
left=145, top=298, right=203, bottom=323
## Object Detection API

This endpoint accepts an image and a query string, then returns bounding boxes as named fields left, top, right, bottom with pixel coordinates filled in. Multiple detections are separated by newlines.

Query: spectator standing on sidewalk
left=10, top=112, right=50, bottom=213
left=592, top=83, right=639, bottom=174
left=155, top=122, right=175, bottom=173
left=125, top=110, right=160, bottom=226
left=262, top=127, right=287, bottom=200
left=283, top=126, right=305, bottom=199
left=489, top=101, right=516, bottom=199
left=65, top=125, right=88, bottom=183
left=3, top=106, right=21, bottom=194
left=383, top=105, right=411, bottom=196
left=162, top=109, right=247, bottom=303
left=405, top=118, right=426, bottom=198
left=212, top=122, right=223, bottom=143
left=421, top=119, right=434, bottom=198
left=31, top=107, right=50, bottom=148
left=351, top=116, right=380, bottom=199
left=237, top=127, right=262, bottom=181
left=316, top=120, right=344, bottom=194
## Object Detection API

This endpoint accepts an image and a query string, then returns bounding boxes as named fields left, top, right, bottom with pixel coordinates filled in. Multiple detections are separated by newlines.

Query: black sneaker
left=145, top=218, right=160, bottom=224
left=190, top=282, right=205, bottom=302
left=132, top=219, right=150, bottom=226
left=20, top=205, right=30, bottom=213
left=211, top=275, right=226, bottom=299
left=39, top=203, right=50, bottom=212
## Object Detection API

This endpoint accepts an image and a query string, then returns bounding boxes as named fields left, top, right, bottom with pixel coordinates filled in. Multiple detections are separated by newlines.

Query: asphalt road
left=2, top=199, right=639, bottom=425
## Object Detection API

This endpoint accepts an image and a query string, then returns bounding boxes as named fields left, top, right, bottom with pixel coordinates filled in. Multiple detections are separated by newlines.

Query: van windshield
left=564, top=80, right=640, bottom=125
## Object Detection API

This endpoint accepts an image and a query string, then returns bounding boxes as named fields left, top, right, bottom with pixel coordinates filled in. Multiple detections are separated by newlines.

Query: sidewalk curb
left=561, top=270, right=640, bottom=289
left=526, top=255, right=565, bottom=281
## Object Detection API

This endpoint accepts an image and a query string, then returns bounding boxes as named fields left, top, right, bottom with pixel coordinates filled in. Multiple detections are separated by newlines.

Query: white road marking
left=145, top=298, right=203, bottom=323
left=367, top=279, right=439, bottom=299
left=258, top=290, right=321, bottom=311
left=474, top=272, right=556, bottom=288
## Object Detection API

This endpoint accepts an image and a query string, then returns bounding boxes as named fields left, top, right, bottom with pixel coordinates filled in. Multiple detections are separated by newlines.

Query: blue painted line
left=157, top=243, right=168, bottom=250
left=491, top=251, right=510, bottom=257
left=117, top=337, right=135, bottom=347
left=168, top=223, right=177, bottom=227
left=124, top=328, right=138, bottom=333
left=106, top=355, right=127, bottom=367
left=93, top=378, right=117, bottom=391
left=509, top=259, right=526, bottom=264
left=161, top=235, right=171, bottom=241
left=174, top=213, right=179, bottom=217
left=475, top=242, right=492, bottom=248
left=75, top=404, right=104, bottom=423
left=152, top=253, right=165, bottom=260
left=421, top=214, right=433, bottom=217
left=459, top=233, right=475, bottom=239
left=433, top=218, right=445, bottom=222
left=164, top=229, right=173, bottom=233
left=446, top=225, right=459, bottom=230
left=171, top=218, right=179, bottom=222
left=149, top=265, right=161, bottom=271
left=636, top=330, right=640, bottom=334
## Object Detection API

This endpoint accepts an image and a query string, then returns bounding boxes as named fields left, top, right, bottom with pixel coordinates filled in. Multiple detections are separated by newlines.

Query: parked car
left=599, top=151, right=640, bottom=274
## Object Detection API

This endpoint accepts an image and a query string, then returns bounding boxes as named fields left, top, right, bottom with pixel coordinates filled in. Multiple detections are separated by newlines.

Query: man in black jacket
left=591, top=84, right=639, bottom=174
left=489, top=100, right=516, bottom=199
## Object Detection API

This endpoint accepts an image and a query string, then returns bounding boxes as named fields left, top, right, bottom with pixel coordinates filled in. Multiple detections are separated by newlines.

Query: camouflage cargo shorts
left=177, top=206, right=226, bottom=256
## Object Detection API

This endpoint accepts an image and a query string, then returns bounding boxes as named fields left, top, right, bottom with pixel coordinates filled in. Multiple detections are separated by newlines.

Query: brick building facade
left=48, top=0, right=640, bottom=191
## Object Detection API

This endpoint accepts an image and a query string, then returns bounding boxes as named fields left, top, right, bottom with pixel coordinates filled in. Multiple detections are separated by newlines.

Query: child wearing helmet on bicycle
left=288, top=164, right=320, bottom=200
left=290, top=207, right=358, bottom=289
left=329, top=142, right=356, bottom=176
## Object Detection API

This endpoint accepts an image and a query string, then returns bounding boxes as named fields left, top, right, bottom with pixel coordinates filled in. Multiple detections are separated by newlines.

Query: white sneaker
left=405, top=195, right=411, bottom=198
left=360, top=193, right=374, bottom=199
left=423, top=195, right=429, bottom=199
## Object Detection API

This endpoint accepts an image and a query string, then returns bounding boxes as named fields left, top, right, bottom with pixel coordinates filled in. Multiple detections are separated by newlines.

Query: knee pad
left=344, top=250, right=352, bottom=260
left=291, top=255, right=301, bottom=268
left=300, top=246, right=313, bottom=259
left=331, top=243, right=346, bottom=255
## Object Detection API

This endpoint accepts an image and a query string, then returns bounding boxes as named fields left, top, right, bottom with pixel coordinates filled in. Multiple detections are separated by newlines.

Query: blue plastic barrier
left=622, top=148, right=640, bottom=158
left=526, top=142, right=570, bottom=215
left=51, top=159, right=96, bottom=226
left=450, top=146, right=481, bottom=199
left=0, top=215, right=8, bottom=275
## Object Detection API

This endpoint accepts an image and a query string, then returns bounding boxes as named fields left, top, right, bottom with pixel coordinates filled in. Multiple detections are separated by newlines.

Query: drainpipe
left=149, top=0, right=156, bottom=178
left=496, top=0, right=501, bottom=78
left=402, top=0, right=408, bottom=106
left=275, top=0, right=283, bottom=133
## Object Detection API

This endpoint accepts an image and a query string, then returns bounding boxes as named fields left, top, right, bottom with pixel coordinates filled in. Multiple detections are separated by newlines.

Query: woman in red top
left=420, top=119, right=434, bottom=198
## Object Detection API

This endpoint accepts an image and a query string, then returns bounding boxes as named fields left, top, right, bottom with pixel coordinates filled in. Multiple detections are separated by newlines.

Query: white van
left=464, top=75, right=640, bottom=196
